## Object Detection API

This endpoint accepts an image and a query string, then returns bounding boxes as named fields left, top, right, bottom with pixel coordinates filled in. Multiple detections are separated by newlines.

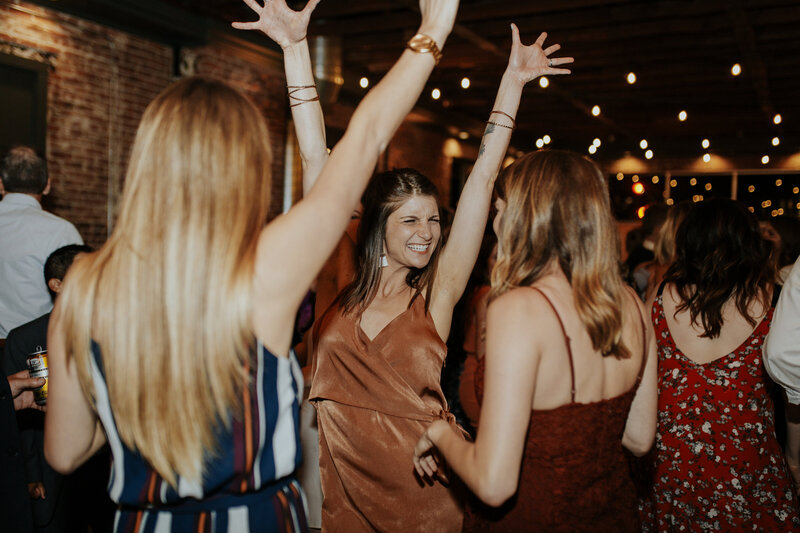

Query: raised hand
left=418, top=0, right=460, bottom=45
left=506, top=23, right=573, bottom=85
left=232, top=0, right=321, bottom=49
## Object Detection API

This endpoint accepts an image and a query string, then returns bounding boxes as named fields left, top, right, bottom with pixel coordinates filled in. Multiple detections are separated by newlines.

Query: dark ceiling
left=32, top=0, right=800, bottom=167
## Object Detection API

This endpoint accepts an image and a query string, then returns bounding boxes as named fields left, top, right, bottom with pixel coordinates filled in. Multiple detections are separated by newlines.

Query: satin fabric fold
left=310, top=297, right=464, bottom=532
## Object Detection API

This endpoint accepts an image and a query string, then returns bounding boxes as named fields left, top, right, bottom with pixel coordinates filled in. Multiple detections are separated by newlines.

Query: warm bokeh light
left=779, top=208, right=785, bottom=215
left=616, top=172, right=624, bottom=181
left=359, top=77, right=369, bottom=88
left=774, top=113, right=782, bottom=124
left=678, top=110, right=688, bottom=121
left=776, top=178, right=783, bottom=186
left=652, top=175, right=659, bottom=184
left=627, top=72, right=637, bottom=84
left=670, top=179, right=677, bottom=187
left=701, top=139, right=710, bottom=149
left=431, top=88, right=441, bottom=99
left=705, top=183, right=712, bottom=191
left=690, top=178, right=698, bottom=186
left=639, top=139, right=648, bottom=149
left=773, top=137, right=780, bottom=146
left=543, top=134, right=551, bottom=144
left=539, top=77, right=549, bottom=88
left=762, top=155, right=770, bottom=164
left=794, top=187, right=800, bottom=194
left=748, top=185, right=755, bottom=193
left=703, top=153, right=711, bottom=163
left=637, top=206, right=647, bottom=218
left=593, top=138, right=601, bottom=147
left=591, top=105, right=601, bottom=116
left=731, top=63, right=741, bottom=76
left=632, top=175, right=640, bottom=183
left=645, top=149, right=653, bottom=160
left=588, top=144, right=597, bottom=154
left=458, top=131, right=469, bottom=140
left=461, top=77, right=470, bottom=89
left=632, top=183, right=645, bottom=195
left=666, top=198, right=674, bottom=206
left=536, top=138, right=545, bottom=149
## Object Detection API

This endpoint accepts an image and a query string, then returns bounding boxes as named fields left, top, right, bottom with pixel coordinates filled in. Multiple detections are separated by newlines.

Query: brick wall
left=0, top=2, right=290, bottom=247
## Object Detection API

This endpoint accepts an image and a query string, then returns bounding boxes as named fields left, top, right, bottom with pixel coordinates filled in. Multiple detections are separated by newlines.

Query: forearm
left=282, top=39, right=329, bottom=193
left=429, top=420, right=515, bottom=506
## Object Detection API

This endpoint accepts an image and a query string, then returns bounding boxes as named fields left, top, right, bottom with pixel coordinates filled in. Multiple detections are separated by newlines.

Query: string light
left=645, top=149, right=653, bottom=159
left=461, top=77, right=471, bottom=89
left=774, top=114, right=782, bottom=125
left=593, top=138, right=602, bottom=147
left=637, top=206, right=646, bottom=218
left=458, top=131, right=469, bottom=140
left=588, top=145, right=597, bottom=154
left=627, top=72, right=637, bottom=84
left=701, top=139, right=710, bottom=149
left=776, top=179, right=783, bottom=186
left=703, top=153, right=711, bottom=163
left=670, top=179, right=677, bottom=187
left=794, top=187, right=799, bottom=194
left=678, top=110, right=688, bottom=121
left=539, top=77, right=549, bottom=88
left=591, top=105, right=601, bottom=116
left=536, top=138, right=545, bottom=149
left=632, top=183, right=645, bottom=195
left=652, top=175, right=660, bottom=184
left=773, top=137, right=780, bottom=146
left=632, top=175, right=640, bottom=183
left=748, top=185, right=755, bottom=193
left=543, top=135, right=551, bottom=145
left=616, top=172, right=624, bottom=181
left=639, top=139, right=648, bottom=149
left=431, top=88, right=441, bottom=100
left=705, top=183, right=712, bottom=191
left=359, top=77, right=369, bottom=89
left=690, top=178, right=697, bottom=186
left=731, top=63, right=742, bottom=76
left=666, top=198, right=674, bottom=206
left=762, top=155, right=770, bottom=165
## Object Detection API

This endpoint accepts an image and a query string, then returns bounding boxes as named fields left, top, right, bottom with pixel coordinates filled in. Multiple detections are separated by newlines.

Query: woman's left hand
left=413, top=420, right=450, bottom=483
left=232, top=0, right=321, bottom=49
left=506, top=23, right=573, bottom=85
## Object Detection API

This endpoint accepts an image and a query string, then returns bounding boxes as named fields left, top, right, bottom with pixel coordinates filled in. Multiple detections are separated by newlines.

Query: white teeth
left=408, top=244, right=429, bottom=252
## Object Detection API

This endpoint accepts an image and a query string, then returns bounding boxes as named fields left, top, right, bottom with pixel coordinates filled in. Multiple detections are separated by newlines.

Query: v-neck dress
left=639, top=294, right=800, bottom=530
left=309, top=296, right=463, bottom=532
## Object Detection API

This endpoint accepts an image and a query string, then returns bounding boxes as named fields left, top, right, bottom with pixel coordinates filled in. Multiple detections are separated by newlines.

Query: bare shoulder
left=488, top=286, right=559, bottom=341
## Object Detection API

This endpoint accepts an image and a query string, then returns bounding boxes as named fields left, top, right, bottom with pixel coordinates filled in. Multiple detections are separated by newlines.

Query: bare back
left=524, top=272, right=648, bottom=411
left=659, top=283, right=770, bottom=365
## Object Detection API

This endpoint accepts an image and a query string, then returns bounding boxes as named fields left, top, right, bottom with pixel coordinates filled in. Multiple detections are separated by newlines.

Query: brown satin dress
left=309, top=296, right=464, bottom=532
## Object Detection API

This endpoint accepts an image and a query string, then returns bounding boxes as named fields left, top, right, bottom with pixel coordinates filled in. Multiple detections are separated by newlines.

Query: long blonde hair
left=58, top=77, right=272, bottom=486
left=491, top=150, right=630, bottom=359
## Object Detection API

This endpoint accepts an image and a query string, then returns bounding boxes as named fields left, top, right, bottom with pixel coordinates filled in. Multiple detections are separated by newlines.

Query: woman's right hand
left=232, top=0, right=321, bottom=49
left=417, top=0, right=460, bottom=45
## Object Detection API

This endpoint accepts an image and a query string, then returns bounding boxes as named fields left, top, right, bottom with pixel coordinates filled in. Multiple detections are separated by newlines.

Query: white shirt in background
left=0, top=193, right=83, bottom=337
left=765, top=257, right=800, bottom=405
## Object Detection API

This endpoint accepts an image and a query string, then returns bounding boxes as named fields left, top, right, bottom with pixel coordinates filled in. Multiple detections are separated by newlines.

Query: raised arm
left=431, top=26, right=573, bottom=332
left=233, top=0, right=328, bottom=193
left=250, top=0, right=460, bottom=355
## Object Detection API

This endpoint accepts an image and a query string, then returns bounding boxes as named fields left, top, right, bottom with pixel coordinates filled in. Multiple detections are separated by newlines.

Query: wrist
left=416, top=25, right=449, bottom=51
left=282, top=37, right=308, bottom=54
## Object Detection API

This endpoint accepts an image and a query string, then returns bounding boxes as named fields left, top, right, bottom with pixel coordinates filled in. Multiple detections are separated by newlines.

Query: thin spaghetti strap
left=529, top=286, right=576, bottom=403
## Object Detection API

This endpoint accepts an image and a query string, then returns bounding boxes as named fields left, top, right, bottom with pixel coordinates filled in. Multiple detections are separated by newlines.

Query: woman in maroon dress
left=414, top=149, right=659, bottom=531
left=639, top=198, right=800, bottom=530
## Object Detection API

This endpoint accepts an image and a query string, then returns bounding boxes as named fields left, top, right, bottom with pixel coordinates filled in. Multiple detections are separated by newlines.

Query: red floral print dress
left=640, top=295, right=800, bottom=531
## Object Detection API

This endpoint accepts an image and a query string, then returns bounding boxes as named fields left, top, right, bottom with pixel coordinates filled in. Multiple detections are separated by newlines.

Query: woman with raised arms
left=42, top=1, right=459, bottom=531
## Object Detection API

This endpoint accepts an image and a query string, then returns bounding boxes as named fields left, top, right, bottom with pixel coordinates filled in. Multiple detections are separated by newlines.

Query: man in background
left=0, top=146, right=83, bottom=343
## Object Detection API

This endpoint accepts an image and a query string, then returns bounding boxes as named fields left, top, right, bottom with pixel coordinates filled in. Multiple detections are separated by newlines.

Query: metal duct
left=309, top=35, right=344, bottom=105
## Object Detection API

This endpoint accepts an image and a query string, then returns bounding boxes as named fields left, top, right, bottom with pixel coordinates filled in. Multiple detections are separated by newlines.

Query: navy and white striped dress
left=90, top=340, right=308, bottom=533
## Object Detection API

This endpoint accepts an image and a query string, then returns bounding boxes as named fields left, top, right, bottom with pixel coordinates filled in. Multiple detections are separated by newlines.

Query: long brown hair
left=59, top=77, right=272, bottom=487
left=664, top=198, right=775, bottom=338
left=340, top=168, right=442, bottom=314
left=491, top=150, right=631, bottom=358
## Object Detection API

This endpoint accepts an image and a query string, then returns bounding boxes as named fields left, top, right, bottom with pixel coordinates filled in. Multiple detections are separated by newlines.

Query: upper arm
left=622, top=297, right=658, bottom=456
left=470, top=291, right=540, bottom=503
left=43, top=305, right=104, bottom=474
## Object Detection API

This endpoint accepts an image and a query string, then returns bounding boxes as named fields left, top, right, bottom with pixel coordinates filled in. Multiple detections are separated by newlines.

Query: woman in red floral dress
left=640, top=198, right=800, bottom=530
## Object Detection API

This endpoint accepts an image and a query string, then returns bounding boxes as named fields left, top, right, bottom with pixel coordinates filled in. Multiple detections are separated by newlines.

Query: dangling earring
left=380, top=253, right=388, bottom=267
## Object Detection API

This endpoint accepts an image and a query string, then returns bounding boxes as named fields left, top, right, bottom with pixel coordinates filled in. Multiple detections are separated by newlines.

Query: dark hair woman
left=639, top=198, right=800, bottom=529
left=309, top=28, right=573, bottom=532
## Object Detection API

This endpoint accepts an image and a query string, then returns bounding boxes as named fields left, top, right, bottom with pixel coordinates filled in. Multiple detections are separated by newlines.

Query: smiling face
left=383, top=194, right=441, bottom=270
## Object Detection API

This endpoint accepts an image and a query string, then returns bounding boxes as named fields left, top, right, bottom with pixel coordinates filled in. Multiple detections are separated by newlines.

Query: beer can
left=26, top=347, right=48, bottom=406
